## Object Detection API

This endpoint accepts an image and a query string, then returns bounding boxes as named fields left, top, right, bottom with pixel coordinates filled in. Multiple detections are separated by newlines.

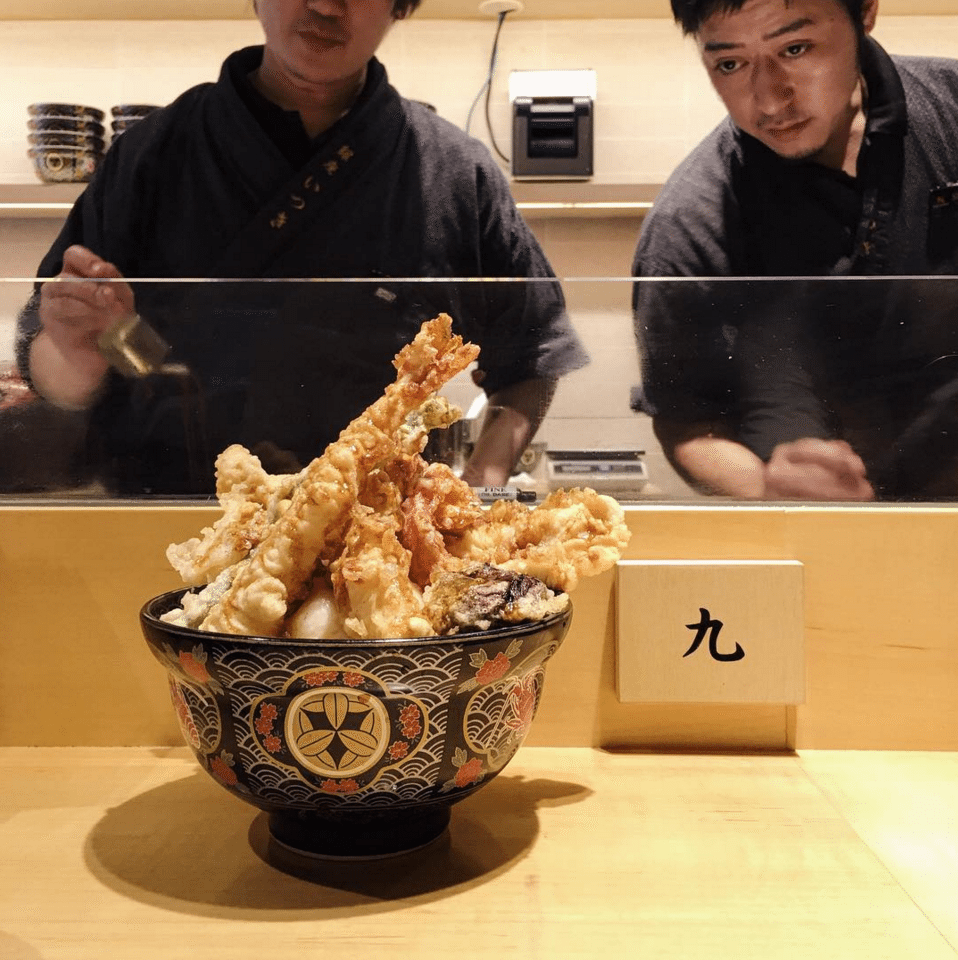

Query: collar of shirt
left=859, top=35, right=908, bottom=141
left=229, top=46, right=383, bottom=169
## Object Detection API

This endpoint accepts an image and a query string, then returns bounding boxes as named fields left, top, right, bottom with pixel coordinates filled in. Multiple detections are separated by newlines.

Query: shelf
left=0, top=180, right=659, bottom=220
left=512, top=180, right=657, bottom=219
left=1, top=0, right=955, bottom=19
left=0, top=183, right=81, bottom=218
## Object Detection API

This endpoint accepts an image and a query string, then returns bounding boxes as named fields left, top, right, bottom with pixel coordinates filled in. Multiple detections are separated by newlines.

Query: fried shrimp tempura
left=330, top=487, right=433, bottom=640
left=400, top=460, right=485, bottom=587
left=197, top=314, right=479, bottom=637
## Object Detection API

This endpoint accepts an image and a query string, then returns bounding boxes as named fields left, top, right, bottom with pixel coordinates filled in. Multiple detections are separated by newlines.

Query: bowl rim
left=141, top=585, right=572, bottom=651
left=28, top=102, right=105, bottom=120
left=28, top=119, right=105, bottom=131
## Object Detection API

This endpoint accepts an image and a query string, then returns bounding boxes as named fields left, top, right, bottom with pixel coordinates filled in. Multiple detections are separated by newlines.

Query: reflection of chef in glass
left=632, top=0, right=958, bottom=501
left=17, top=0, right=586, bottom=496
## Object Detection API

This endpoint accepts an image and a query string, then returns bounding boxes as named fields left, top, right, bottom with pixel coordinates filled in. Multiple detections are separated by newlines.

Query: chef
left=16, top=0, right=587, bottom=496
left=632, top=0, right=958, bottom=500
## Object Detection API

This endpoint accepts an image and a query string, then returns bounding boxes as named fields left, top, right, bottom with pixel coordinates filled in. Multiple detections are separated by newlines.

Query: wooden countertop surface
left=2, top=747, right=956, bottom=959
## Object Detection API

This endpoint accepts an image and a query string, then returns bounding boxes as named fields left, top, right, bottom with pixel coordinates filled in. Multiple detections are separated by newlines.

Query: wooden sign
left=616, top=560, right=805, bottom=704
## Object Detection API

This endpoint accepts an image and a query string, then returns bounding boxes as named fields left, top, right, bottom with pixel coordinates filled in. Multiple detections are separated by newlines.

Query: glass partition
left=2, top=275, right=957, bottom=504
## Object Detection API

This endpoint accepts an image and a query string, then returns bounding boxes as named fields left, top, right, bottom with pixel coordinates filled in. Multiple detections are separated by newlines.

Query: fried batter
left=163, top=314, right=632, bottom=640
left=449, top=488, right=630, bottom=593
left=165, top=445, right=300, bottom=586
left=330, top=498, right=433, bottom=639
left=198, top=314, right=478, bottom=637
left=400, top=460, right=485, bottom=587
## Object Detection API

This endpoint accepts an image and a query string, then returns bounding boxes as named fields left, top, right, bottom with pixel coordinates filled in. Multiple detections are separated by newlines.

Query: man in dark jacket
left=19, top=0, right=586, bottom=495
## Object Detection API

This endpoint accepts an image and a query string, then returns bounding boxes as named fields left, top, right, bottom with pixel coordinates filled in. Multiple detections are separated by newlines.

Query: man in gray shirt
left=633, top=0, right=958, bottom=500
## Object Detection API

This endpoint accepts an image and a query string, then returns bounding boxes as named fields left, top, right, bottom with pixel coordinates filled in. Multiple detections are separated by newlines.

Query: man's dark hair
left=670, top=0, right=866, bottom=35
left=394, top=0, right=423, bottom=17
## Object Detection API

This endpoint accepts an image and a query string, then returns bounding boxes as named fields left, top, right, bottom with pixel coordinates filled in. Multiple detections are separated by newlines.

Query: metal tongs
left=97, top=313, right=175, bottom=378
left=96, top=312, right=207, bottom=486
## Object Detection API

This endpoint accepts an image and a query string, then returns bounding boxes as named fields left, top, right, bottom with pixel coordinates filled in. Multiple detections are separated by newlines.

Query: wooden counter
left=1, top=747, right=956, bottom=960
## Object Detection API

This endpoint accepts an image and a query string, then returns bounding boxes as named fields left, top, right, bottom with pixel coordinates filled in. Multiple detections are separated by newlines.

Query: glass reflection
left=634, top=276, right=958, bottom=502
left=3, top=276, right=958, bottom=504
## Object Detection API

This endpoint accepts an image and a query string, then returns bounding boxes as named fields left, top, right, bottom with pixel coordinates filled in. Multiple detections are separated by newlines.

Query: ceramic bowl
left=110, top=103, right=160, bottom=118
left=110, top=119, right=144, bottom=135
left=28, top=102, right=105, bottom=123
left=28, top=116, right=105, bottom=136
left=28, top=131, right=105, bottom=153
left=141, top=586, right=571, bottom=861
left=28, top=146, right=99, bottom=183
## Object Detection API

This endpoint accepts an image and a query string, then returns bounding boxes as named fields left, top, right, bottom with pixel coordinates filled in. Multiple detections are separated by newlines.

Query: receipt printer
left=510, top=69, right=595, bottom=180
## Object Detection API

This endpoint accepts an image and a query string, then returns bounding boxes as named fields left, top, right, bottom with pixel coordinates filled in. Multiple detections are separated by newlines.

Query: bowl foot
left=266, top=805, right=451, bottom=861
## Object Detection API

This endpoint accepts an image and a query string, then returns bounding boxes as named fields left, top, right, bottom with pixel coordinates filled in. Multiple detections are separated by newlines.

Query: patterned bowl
left=110, top=117, right=148, bottom=135
left=140, top=587, right=571, bottom=861
left=28, top=131, right=106, bottom=153
left=28, top=146, right=100, bottom=183
left=110, top=103, right=160, bottom=118
left=28, top=102, right=105, bottom=123
left=28, top=116, right=105, bottom=136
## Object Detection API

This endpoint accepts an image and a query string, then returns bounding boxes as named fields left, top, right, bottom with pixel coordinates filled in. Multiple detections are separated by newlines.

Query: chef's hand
left=763, top=438, right=875, bottom=501
left=460, top=377, right=556, bottom=487
left=32, top=245, right=135, bottom=409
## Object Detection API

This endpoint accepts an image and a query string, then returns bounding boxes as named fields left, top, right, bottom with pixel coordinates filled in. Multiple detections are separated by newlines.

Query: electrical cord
left=465, top=10, right=511, bottom=164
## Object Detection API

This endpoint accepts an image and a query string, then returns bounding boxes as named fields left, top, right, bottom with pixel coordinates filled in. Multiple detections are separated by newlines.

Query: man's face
left=696, top=0, right=874, bottom=168
left=256, top=0, right=398, bottom=92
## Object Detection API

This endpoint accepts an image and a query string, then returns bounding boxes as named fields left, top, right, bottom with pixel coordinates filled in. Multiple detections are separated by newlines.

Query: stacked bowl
left=111, top=103, right=160, bottom=138
left=27, top=103, right=106, bottom=183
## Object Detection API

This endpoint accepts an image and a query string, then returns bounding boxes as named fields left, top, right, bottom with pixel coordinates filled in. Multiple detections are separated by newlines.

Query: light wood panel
left=616, top=559, right=805, bottom=704
left=786, top=508, right=958, bottom=750
left=1, top=747, right=956, bottom=960
left=2, top=504, right=957, bottom=750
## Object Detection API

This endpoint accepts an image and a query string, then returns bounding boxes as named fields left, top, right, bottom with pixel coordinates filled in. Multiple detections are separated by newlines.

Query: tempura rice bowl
left=141, top=586, right=571, bottom=860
